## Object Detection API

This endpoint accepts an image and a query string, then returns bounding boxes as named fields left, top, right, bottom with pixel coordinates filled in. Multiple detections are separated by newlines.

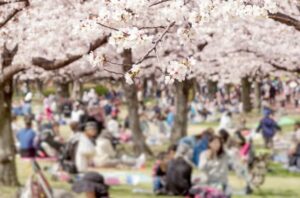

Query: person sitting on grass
left=76, top=122, right=97, bottom=172
left=192, top=129, right=214, bottom=166
left=152, top=145, right=177, bottom=195
left=17, top=117, right=36, bottom=158
left=288, top=122, right=300, bottom=170
left=93, top=130, right=145, bottom=168
left=197, top=135, right=229, bottom=193
left=178, top=131, right=204, bottom=162
left=36, top=122, right=64, bottom=157
left=152, top=152, right=168, bottom=195
left=165, top=144, right=193, bottom=196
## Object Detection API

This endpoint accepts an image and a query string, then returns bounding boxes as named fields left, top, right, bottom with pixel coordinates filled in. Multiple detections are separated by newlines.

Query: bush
left=43, top=87, right=56, bottom=96
left=83, top=84, right=109, bottom=96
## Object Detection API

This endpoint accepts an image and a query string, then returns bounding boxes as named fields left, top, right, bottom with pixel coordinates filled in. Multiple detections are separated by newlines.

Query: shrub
left=83, top=84, right=109, bottom=96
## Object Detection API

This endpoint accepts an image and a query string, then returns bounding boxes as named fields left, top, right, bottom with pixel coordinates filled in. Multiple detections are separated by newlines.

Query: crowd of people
left=11, top=77, right=300, bottom=198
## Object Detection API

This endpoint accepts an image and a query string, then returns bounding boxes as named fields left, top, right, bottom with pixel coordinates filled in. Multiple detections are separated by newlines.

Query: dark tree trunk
left=56, top=81, right=70, bottom=98
left=0, top=44, right=19, bottom=186
left=36, top=79, right=44, bottom=97
left=254, top=81, right=262, bottom=111
left=225, top=83, right=231, bottom=98
left=0, top=84, right=19, bottom=186
left=241, top=77, right=252, bottom=113
left=171, top=80, right=194, bottom=143
left=71, top=80, right=82, bottom=101
left=25, top=80, right=30, bottom=93
left=122, top=49, right=152, bottom=156
left=207, top=80, right=218, bottom=100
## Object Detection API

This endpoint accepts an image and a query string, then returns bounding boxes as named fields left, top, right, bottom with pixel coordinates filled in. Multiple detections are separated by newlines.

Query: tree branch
left=0, top=0, right=29, bottom=29
left=149, top=0, right=172, bottom=7
left=137, top=25, right=166, bottom=30
left=270, top=62, right=300, bottom=74
left=228, top=49, right=300, bottom=74
left=96, top=22, right=120, bottom=32
left=0, top=65, right=26, bottom=84
left=103, top=67, right=123, bottom=75
left=268, top=12, right=300, bottom=31
left=135, top=21, right=175, bottom=65
left=32, top=36, right=108, bottom=71
left=0, top=0, right=26, bottom=6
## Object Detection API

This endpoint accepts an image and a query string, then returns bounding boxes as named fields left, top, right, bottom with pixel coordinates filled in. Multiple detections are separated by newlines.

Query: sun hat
left=72, top=172, right=109, bottom=197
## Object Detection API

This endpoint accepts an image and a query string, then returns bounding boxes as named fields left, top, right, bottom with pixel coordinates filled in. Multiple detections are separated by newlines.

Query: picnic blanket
left=85, top=171, right=153, bottom=186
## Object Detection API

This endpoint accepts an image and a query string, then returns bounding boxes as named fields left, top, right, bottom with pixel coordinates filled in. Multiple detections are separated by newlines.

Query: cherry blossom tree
left=81, top=0, right=281, bottom=142
left=0, top=0, right=107, bottom=186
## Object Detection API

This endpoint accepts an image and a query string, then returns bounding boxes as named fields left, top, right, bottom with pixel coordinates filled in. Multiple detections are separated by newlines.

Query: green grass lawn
left=1, top=157, right=300, bottom=198
left=2, top=108, right=300, bottom=197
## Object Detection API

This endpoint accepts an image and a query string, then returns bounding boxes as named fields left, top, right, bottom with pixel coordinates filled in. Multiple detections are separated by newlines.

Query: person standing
left=256, top=113, right=281, bottom=148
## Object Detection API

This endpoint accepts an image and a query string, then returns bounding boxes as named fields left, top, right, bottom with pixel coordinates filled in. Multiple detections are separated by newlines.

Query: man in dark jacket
left=165, top=157, right=192, bottom=196
left=256, top=113, right=281, bottom=148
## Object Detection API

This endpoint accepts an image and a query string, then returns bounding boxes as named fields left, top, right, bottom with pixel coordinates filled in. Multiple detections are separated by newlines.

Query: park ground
left=1, top=106, right=300, bottom=198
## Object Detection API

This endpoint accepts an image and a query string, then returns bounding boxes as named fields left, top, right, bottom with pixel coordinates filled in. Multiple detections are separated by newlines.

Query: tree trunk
left=207, top=80, right=218, bottom=100
left=71, top=80, right=82, bottom=101
left=35, top=79, right=44, bottom=98
left=56, top=81, right=70, bottom=98
left=254, top=81, right=262, bottom=111
left=0, top=44, right=19, bottom=186
left=225, top=83, right=231, bottom=98
left=171, top=80, right=194, bottom=143
left=241, top=77, right=252, bottom=113
left=121, top=49, right=152, bottom=156
left=0, top=83, right=19, bottom=186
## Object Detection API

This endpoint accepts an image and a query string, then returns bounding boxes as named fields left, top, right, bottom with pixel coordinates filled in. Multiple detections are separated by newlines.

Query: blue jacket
left=256, top=117, right=281, bottom=138
left=192, top=137, right=209, bottom=166
left=178, top=136, right=196, bottom=148
left=17, top=128, right=36, bottom=149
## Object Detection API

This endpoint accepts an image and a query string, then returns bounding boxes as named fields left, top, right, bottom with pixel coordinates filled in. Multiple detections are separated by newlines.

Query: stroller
left=58, top=136, right=80, bottom=174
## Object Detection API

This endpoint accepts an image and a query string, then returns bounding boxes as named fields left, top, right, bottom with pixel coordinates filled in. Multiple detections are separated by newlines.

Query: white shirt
left=75, top=134, right=95, bottom=172
left=93, top=137, right=116, bottom=167
left=71, top=109, right=84, bottom=122
left=219, top=113, right=233, bottom=131
left=107, top=119, right=120, bottom=137
left=198, top=151, right=228, bottom=185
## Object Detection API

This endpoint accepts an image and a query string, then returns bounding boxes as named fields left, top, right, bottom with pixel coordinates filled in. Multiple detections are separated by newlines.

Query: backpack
left=59, top=138, right=79, bottom=174
left=166, top=158, right=192, bottom=196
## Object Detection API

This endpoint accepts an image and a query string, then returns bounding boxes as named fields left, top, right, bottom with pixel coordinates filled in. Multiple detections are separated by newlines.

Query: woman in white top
left=219, top=111, right=234, bottom=132
left=75, top=122, right=97, bottom=172
left=198, top=135, right=228, bottom=190
left=94, top=131, right=145, bottom=168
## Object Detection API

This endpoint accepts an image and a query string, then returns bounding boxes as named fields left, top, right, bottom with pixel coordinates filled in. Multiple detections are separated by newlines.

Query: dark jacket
left=256, top=116, right=281, bottom=138
left=166, top=158, right=192, bottom=196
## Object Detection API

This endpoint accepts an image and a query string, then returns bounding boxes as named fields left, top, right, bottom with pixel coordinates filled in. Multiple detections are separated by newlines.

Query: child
left=152, top=152, right=168, bottom=194
left=228, top=131, right=252, bottom=194
left=288, top=122, right=300, bottom=169
left=153, top=145, right=177, bottom=195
